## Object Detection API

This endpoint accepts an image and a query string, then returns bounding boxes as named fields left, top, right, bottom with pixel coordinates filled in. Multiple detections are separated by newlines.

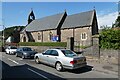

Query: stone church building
left=20, top=9, right=98, bottom=46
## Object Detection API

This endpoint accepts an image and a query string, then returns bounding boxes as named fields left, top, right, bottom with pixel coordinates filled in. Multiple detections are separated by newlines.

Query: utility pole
left=3, top=24, right=5, bottom=47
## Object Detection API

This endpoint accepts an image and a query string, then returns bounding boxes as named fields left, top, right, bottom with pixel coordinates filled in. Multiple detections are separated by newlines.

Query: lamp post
left=0, top=25, right=4, bottom=46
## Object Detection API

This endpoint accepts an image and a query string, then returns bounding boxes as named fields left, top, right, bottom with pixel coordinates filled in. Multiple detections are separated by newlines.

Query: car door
left=40, top=50, right=52, bottom=64
left=47, top=50, right=59, bottom=66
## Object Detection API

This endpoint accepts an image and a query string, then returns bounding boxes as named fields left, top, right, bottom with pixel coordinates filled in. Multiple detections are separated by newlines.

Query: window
left=38, top=33, right=41, bottom=40
left=23, top=47, right=32, bottom=51
left=49, top=31, right=53, bottom=40
left=44, top=50, right=52, bottom=55
left=50, top=50, right=59, bottom=56
left=61, top=50, right=77, bottom=57
left=81, top=33, right=87, bottom=40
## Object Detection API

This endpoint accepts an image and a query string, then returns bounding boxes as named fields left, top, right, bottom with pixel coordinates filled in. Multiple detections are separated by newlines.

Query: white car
left=34, top=49, right=87, bottom=71
left=5, top=46, right=17, bottom=54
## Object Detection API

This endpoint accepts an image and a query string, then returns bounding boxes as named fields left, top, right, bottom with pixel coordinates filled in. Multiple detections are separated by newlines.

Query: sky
left=0, top=2, right=118, bottom=31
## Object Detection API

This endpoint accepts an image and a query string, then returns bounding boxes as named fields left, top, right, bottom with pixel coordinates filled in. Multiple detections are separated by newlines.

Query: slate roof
left=61, top=10, right=95, bottom=29
left=25, top=12, right=65, bottom=32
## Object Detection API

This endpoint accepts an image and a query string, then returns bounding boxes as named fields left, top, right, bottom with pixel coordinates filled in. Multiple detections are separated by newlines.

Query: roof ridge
left=35, top=12, right=65, bottom=20
left=67, top=10, right=95, bottom=16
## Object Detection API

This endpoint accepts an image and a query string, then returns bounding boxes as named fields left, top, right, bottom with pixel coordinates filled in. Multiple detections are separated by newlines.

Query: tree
left=3, top=26, right=25, bottom=40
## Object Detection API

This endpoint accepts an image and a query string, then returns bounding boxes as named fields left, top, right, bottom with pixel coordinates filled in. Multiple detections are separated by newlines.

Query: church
left=20, top=9, right=98, bottom=46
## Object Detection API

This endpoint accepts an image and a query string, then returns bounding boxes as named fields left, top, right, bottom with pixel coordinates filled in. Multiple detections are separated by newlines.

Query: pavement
left=86, top=56, right=118, bottom=76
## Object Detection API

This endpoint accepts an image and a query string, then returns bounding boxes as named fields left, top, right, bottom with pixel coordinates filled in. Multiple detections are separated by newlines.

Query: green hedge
left=100, top=29, right=120, bottom=50
left=19, top=42, right=67, bottom=47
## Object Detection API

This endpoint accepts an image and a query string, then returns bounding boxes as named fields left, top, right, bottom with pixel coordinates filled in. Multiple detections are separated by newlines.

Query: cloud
left=97, top=12, right=118, bottom=29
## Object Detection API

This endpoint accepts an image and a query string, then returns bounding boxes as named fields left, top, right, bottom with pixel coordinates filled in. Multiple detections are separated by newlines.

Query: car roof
left=46, top=48, right=70, bottom=51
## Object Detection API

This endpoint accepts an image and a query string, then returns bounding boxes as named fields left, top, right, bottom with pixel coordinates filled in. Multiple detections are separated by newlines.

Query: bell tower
left=28, top=8, right=35, bottom=24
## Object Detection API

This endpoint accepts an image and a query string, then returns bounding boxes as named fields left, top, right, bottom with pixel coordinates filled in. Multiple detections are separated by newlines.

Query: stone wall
left=61, top=27, right=92, bottom=46
left=0, top=47, right=1, bottom=52
left=43, top=30, right=57, bottom=42
left=100, top=49, right=118, bottom=64
left=83, top=47, right=118, bottom=64
left=20, top=45, right=118, bottom=64
left=74, top=27, right=92, bottom=46
left=31, top=31, right=40, bottom=42
left=61, top=29, right=73, bottom=42
left=20, top=46, right=65, bottom=53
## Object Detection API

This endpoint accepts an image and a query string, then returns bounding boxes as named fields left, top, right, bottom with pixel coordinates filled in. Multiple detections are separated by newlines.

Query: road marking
left=28, top=68, right=51, bottom=80
left=7, top=58, right=19, bottom=65
left=18, top=58, right=23, bottom=60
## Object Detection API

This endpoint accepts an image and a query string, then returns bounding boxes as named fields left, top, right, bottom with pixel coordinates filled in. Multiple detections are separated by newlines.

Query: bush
left=19, top=42, right=67, bottom=47
left=100, top=28, right=120, bottom=50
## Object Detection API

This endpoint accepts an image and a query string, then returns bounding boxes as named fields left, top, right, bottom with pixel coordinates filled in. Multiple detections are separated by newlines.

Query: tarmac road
left=0, top=52, right=118, bottom=80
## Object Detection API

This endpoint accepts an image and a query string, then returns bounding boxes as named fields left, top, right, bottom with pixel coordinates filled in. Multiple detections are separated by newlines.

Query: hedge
left=19, top=42, right=67, bottom=47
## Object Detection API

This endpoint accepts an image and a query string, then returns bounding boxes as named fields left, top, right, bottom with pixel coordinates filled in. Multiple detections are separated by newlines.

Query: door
left=40, top=50, right=52, bottom=64
left=47, top=50, right=59, bottom=66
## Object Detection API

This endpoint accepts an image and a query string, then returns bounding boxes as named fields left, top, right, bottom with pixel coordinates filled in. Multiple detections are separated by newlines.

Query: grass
left=19, top=42, right=67, bottom=47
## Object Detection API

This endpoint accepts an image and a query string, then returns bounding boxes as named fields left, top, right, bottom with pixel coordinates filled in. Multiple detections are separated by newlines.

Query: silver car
left=34, top=49, right=87, bottom=71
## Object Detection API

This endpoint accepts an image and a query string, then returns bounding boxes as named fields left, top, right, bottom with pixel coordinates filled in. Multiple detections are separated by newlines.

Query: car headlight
left=23, top=53, right=28, bottom=55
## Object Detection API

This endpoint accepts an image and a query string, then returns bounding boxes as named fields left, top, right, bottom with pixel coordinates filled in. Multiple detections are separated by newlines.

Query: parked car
left=16, top=47, right=37, bottom=59
left=5, top=46, right=17, bottom=54
left=34, top=49, right=87, bottom=71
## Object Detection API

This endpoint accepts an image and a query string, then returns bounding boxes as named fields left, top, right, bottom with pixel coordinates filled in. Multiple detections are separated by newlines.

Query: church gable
left=61, top=10, right=95, bottom=29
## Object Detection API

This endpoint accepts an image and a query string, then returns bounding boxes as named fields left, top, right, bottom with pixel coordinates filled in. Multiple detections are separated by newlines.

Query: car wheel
left=22, top=55, right=25, bottom=59
left=9, top=52, right=10, bottom=55
left=35, top=57, right=40, bottom=64
left=55, top=62, right=63, bottom=71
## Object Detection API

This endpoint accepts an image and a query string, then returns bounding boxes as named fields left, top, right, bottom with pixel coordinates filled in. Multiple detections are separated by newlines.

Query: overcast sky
left=0, top=2, right=118, bottom=31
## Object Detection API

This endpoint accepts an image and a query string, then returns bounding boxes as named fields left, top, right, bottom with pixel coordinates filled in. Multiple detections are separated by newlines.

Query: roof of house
left=61, top=10, right=95, bottom=29
left=25, top=12, right=65, bottom=32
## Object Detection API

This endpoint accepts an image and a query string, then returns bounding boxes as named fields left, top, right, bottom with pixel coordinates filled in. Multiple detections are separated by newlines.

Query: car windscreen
left=61, top=50, right=77, bottom=57
left=23, top=48, right=32, bottom=51
left=11, top=47, right=17, bottom=49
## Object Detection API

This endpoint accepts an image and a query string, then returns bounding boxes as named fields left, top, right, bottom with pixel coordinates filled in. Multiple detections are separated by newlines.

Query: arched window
left=49, top=31, right=53, bottom=40
left=81, top=33, right=87, bottom=40
left=38, top=33, right=41, bottom=40
left=23, top=36, right=26, bottom=42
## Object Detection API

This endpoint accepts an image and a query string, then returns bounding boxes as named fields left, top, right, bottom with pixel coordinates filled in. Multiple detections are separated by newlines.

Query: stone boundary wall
left=0, top=47, right=1, bottom=52
left=100, top=49, right=118, bottom=64
left=83, top=47, right=118, bottom=64
left=20, top=46, right=65, bottom=53
left=20, top=46, right=118, bottom=64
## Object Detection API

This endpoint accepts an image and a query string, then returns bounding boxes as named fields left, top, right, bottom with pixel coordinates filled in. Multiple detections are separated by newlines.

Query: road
left=0, top=52, right=118, bottom=80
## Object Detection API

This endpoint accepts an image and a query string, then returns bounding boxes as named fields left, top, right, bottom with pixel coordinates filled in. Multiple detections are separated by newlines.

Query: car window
left=23, top=48, right=32, bottom=51
left=17, top=48, right=22, bottom=51
left=44, top=50, right=52, bottom=55
left=50, top=50, right=58, bottom=56
left=11, top=47, right=17, bottom=49
left=61, top=50, right=77, bottom=57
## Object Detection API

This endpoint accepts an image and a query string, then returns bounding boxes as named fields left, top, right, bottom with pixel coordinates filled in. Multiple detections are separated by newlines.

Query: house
left=20, top=10, right=98, bottom=46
